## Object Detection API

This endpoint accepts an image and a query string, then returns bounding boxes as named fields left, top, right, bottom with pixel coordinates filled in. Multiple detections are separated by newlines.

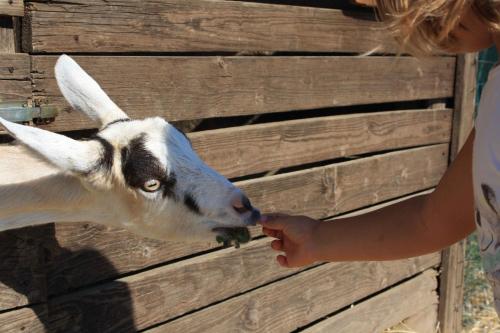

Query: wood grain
left=25, top=0, right=395, bottom=53
left=0, top=305, right=47, bottom=333
left=0, top=79, right=31, bottom=102
left=192, top=109, right=452, bottom=178
left=0, top=53, right=30, bottom=104
left=0, top=19, right=15, bottom=53
left=48, top=238, right=306, bottom=332
left=242, top=144, right=448, bottom=218
left=301, top=270, right=438, bottom=333
left=31, top=55, right=456, bottom=133
left=404, top=305, right=439, bottom=333
left=146, top=255, right=440, bottom=333
left=41, top=144, right=448, bottom=296
left=0, top=53, right=29, bottom=79
left=0, top=0, right=23, bottom=17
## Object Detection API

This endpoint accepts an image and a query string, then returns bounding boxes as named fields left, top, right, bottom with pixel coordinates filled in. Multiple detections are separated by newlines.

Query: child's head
left=359, top=0, right=500, bottom=55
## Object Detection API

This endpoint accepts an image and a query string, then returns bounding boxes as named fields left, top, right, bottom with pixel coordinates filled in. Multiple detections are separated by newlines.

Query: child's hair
left=374, top=0, right=500, bottom=55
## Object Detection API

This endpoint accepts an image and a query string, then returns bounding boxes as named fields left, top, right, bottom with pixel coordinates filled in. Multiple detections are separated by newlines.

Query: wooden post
left=438, top=53, right=476, bottom=333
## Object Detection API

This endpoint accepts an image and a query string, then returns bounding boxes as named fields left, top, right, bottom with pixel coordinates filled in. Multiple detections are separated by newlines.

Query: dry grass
left=462, top=233, right=500, bottom=333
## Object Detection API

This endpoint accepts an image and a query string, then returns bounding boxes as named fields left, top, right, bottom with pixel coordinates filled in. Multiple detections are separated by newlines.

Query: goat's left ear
left=55, top=54, right=129, bottom=127
left=0, top=117, right=101, bottom=173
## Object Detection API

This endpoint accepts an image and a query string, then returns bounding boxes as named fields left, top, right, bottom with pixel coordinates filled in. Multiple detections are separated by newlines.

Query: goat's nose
left=232, top=194, right=253, bottom=215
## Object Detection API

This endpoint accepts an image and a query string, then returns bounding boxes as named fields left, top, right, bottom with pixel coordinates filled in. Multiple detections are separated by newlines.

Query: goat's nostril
left=242, top=196, right=253, bottom=211
left=234, top=205, right=249, bottom=214
left=233, top=195, right=253, bottom=215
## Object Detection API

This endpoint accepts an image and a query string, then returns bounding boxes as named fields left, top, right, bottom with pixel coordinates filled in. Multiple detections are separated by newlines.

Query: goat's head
left=0, top=55, right=260, bottom=242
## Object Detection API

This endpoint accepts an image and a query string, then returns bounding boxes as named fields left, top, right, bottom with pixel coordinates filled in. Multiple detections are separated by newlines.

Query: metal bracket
left=0, top=101, right=58, bottom=125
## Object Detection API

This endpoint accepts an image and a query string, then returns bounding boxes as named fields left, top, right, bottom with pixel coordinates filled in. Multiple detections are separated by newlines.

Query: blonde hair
left=374, top=0, right=500, bottom=55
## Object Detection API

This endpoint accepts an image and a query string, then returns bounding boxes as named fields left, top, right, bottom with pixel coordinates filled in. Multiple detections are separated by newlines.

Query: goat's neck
left=0, top=146, right=110, bottom=231
left=0, top=174, right=100, bottom=230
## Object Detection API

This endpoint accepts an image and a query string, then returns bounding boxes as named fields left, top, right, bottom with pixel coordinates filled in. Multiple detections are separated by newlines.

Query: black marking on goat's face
left=121, top=134, right=176, bottom=197
left=184, top=193, right=201, bottom=215
left=81, top=136, right=114, bottom=176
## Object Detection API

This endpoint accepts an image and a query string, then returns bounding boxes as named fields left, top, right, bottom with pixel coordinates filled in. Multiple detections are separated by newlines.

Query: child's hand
left=259, top=213, right=322, bottom=268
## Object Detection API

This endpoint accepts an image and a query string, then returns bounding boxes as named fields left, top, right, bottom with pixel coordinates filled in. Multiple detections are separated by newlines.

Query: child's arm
left=261, top=131, right=476, bottom=268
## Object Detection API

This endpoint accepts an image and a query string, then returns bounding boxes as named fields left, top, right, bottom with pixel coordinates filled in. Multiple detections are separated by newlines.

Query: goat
left=0, top=55, right=260, bottom=244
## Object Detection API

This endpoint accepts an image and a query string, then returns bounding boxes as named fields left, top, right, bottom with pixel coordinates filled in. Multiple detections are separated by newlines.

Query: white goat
left=0, top=55, right=260, bottom=243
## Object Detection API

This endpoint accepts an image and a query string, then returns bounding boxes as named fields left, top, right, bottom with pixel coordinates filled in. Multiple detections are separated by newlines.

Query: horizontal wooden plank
left=25, top=0, right=395, bottom=53
left=243, top=144, right=448, bottom=218
left=43, top=144, right=447, bottom=296
left=0, top=79, right=31, bottom=101
left=0, top=0, right=23, bottom=17
left=193, top=109, right=452, bottom=178
left=146, top=255, right=440, bottom=333
left=0, top=53, right=30, bottom=104
left=0, top=305, right=47, bottom=333
left=48, top=238, right=307, bottom=332
left=30, top=56, right=456, bottom=132
left=302, top=269, right=438, bottom=333
left=0, top=53, right=29, bottom=80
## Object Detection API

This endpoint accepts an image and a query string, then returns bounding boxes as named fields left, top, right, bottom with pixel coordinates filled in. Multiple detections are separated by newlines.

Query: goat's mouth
left=212, top=227, right=250, bottom=248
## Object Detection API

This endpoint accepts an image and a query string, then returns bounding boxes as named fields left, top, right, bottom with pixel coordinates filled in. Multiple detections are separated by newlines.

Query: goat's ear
left=0, top=117, right=101, bottom=173
left=55, top=54, right=129, bottom=127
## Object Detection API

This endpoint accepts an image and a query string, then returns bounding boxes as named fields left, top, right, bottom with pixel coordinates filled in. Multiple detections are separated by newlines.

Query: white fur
left=0, top=117, right=101, bottom=172
left=0, top=55, right=258, bottom=241
left=55, top=54, right=128, bottom=126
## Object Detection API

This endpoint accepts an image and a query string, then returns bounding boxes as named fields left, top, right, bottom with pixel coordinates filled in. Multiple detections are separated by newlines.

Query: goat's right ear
left=0, top=117, right=101, bottom=173
left=55, top=54, right=129, bottom=127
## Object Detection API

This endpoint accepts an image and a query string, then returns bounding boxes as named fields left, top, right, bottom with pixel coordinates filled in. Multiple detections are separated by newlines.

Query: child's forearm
left=313, top=194, right=440, bottom=261
left=313, top=132, right=476, bottom=262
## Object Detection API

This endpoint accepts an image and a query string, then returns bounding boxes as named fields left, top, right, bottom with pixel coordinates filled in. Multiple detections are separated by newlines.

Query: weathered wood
left=193, top=109, right=452, bottom=178
left=0, top=17, right=15, bottom=53
left=301, top=270, right=438, bottom=333
left=450, top=53, right=476, bottom=160
left=0, top=0, right=23, bottom=17
left=24, top=0, right=395, bottom=53
left=48, top=238, right=307, bottom=332
left=146, top=255, right=440, bottom=333
left=244, top=144, right=448, bottom=219
left=0, top=108, right=453, bottom=179
left=44, top=145, right=448, bottom=295
left=0, top=53, right=30, bottom=103
left=0, top=79, right=31, bottom=101
left=438, top=53, right=476, bottom=333
left=31, top=55, right=456, bottom=133
left=0, top=53, right=29, bottom=79
left=0, top=305, right=48, bottom=333
left=0, top=225, right=50, bottom=311
left=403, top=305, right=439, bottom=333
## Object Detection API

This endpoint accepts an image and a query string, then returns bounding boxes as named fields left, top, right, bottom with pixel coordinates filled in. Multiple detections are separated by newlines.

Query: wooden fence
left=0, top=1, right=475, bottom=332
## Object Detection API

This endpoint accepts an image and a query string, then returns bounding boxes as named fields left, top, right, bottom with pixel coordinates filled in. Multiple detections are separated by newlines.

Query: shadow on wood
left=0, top=224, right=138, bottom=333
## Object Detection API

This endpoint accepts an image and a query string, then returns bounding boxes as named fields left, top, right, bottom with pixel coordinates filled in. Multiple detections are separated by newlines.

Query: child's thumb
left=259, top=213, right=287, bottom=230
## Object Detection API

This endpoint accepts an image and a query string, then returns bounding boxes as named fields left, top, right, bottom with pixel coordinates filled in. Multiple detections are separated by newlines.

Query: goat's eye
left=143, top=179, right=161, bottom=192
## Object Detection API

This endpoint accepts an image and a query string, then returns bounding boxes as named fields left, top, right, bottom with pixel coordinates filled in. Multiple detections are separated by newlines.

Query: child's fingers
left=277, top=255, right=289, bottom=268
left=271, top=239, right=283, bottom=251
left=259, top=213, right=289, bottom=230
left=262, top=227, right=278, bottom=238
